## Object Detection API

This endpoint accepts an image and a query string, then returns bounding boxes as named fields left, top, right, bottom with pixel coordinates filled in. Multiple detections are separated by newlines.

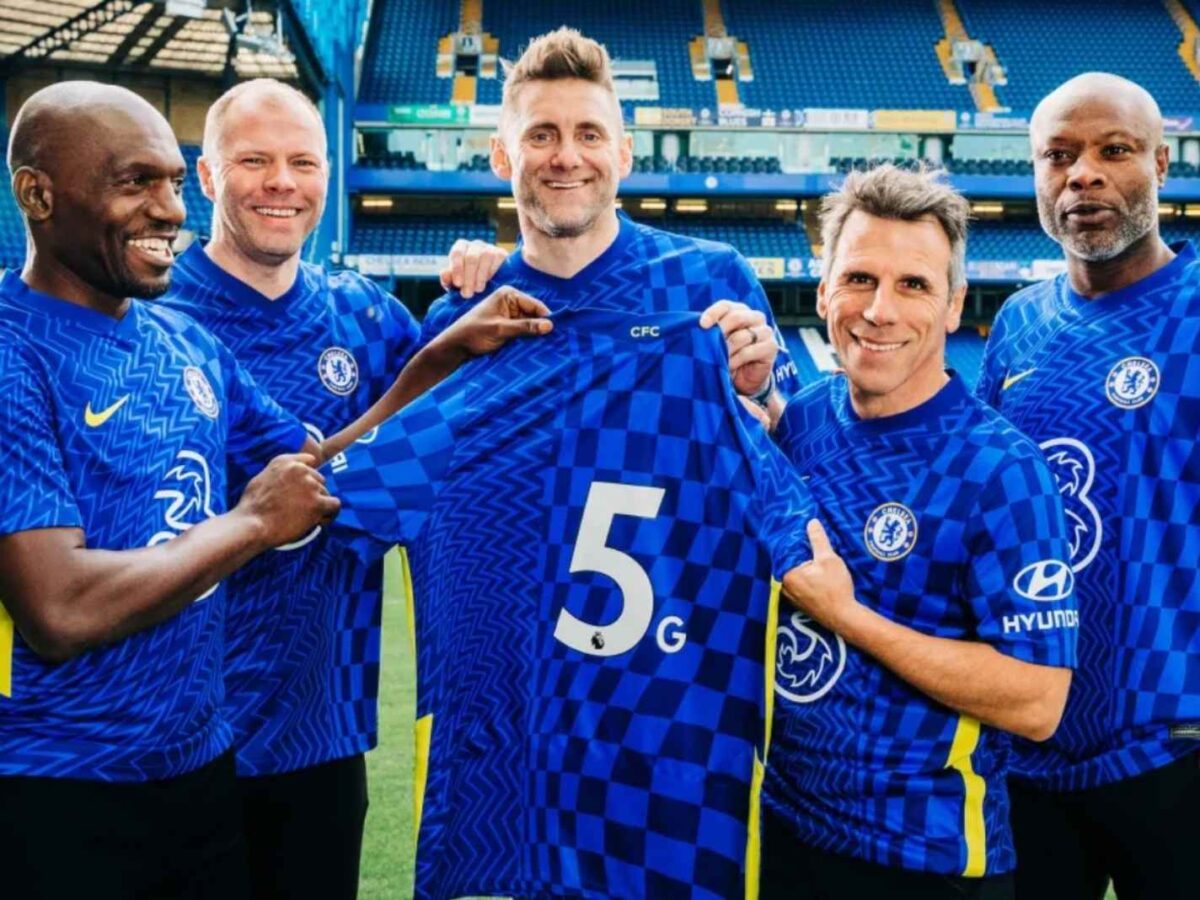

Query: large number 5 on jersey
left=555, top=481, right=665, bottom=657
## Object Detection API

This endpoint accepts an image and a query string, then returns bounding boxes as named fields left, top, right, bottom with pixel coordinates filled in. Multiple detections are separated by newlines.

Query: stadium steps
left=695, top=0, right=751, bottom=108
left=932, top=0, right=1006, bottom=111
left=1164, top=0, right=1200, bottom=86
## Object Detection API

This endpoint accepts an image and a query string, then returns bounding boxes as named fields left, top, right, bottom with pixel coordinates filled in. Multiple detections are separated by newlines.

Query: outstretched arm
left=319, top=287, right=552, bottom=460
left=0, top=454, right=339, bottom=663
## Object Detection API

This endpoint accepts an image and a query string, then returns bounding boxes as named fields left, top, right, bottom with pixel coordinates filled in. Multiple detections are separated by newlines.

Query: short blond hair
left=820, top=164, right=971, bottom=295
left=202, top=78, right=324, bottom=160
left=501, top=27, right=618, bottom=121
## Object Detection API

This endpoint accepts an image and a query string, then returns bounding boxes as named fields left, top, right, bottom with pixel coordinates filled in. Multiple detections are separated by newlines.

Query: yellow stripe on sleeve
left=413, top=713, right=433, bottom=842
left=745, top=579, right=783, bottom=900
left=0, top=602, right=12, bottom=697
left=945, top=715, right=987, bottom=877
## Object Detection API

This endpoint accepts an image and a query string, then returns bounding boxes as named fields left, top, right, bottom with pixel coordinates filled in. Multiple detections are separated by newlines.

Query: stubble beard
left=1039, top=181, right=1158, bottom=263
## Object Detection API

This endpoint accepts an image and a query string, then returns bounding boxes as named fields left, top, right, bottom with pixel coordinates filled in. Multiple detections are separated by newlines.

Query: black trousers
left=0, top=750, right=249, bottom=900
left=1010, top=749, right=1200, bottom=900
left=237, top=752, right=370, bottom=900
left=760, top=803, right=1015, bottom=900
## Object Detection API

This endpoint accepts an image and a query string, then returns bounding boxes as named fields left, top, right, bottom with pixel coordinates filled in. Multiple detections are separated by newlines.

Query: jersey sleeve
left=963, top=453, right=1078, bottom=667
left=419, top=291, right=474, bottom=346
left=737, top=400, right=814, bottom=576
left=724, top=251, right=801, bottom=401
left=0, top=342, right=83, bottom=537
left=219, top=340, right=308, bottom=475
left=364, top=277, right=422, bottom=372
left=323, top=389, right=458, bottom=562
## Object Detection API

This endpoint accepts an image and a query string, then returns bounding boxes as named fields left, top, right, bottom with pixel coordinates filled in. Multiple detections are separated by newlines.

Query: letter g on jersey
left=1013, top=559, right=1074, bottom=602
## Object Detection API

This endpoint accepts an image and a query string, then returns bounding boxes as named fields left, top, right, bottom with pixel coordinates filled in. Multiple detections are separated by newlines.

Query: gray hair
left=820, top=164, right=971, bottom=295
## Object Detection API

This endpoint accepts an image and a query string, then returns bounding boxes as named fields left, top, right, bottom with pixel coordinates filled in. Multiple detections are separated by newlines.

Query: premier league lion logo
left=775, top=610, right=846, bottom=703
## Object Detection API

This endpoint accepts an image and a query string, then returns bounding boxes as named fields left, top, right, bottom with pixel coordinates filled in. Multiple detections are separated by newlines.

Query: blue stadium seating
left=359, top=2, right=460, bottom=104
left=780, top=326, right=828, bottom=385
left=946, top=330, right=986, bottom=386
left=957, top=0, right=1200, bottom=112
left=180, top=145, right=214, bottom=239
left=640, top=216, right=810, bottom=258
left=475, top=0, right=713, bottom=111
left=969, top=221, right=1060, bottom=261
left=350, top=217, right=496, bottom=256
left=722, top=0, right=971, bottom=110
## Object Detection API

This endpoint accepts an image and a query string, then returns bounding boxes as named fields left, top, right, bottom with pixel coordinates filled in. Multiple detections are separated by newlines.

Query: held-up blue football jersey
left=978, top=242, right=1200, bottom=791
left=0, top=270, right=305, bottom=782
left=421, top=211, right=802, bottom=398
left=160, top=244, right=421, bottom=776
left=769, top=373, right=1077, bottom=877
left=325, top=310, right=815, bottom=900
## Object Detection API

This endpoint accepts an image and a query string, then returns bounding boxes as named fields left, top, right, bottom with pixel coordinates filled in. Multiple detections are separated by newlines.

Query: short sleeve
left=219, top=340, right=307, bottom=476
left=964, top=453, right=1078, bottom=667
left=323, top=389, right=459, bottom=562
left=0, top=342, right=83, bottom=537
left=363, top=277, right=421, bottom=372
left=419, top=291, right=475, bottom=346
left=724, top=252, right=801, bottom=401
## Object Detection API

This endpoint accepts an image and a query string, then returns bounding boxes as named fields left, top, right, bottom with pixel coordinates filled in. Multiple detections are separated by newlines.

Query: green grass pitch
left=358, top=553, right=1117, bottom=900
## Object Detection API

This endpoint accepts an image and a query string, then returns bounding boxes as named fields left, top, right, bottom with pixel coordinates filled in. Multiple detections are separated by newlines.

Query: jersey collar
left=174, top=241, right=313, bottom=316
left=0, top=268, right=143, bottom=341
left=1062, top=240, right=1196, bottom=313
left=509, top=209, right=637, bottom=292
left=837, top=370, right=968, bottom=435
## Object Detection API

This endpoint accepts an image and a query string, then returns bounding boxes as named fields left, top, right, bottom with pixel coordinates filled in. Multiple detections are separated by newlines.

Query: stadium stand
left=969, top=221, right=1060, bottom=261
left=643, top=216, right=810, bottom=258
left=957, top=0, right=1200, bottom=111
left=475, top=0, right=712, bottom=111
left=946, top=330, right=986, bottom=386
left=359, top=2, right=460, bottom=103
left=180, top=145, right=214, bottom=240
left=350, top=216, right=496, bottom=256
left=721, top=0, right=972, bottom=110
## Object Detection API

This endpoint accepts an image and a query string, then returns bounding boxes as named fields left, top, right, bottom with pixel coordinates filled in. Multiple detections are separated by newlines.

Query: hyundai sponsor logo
left=1013, top=559, right=1074, bottom=602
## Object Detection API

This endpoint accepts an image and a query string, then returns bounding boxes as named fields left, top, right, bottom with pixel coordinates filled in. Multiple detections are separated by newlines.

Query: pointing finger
left=806, top=518, right=835, bottom=558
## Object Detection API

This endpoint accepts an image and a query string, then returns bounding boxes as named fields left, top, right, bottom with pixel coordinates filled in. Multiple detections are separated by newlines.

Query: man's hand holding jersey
left=699, top=299, right=780, bottom=399
left=318, top=287, right=553, bottom=460
left=437, top=241, right=784, bottom=403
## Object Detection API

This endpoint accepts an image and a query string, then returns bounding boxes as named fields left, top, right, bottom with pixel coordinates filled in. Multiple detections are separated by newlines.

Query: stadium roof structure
left=0, top=0, right=307, bottom=82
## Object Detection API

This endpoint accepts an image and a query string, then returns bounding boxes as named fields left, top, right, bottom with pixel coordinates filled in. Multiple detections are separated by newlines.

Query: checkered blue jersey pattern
left=768, top=373, right=1077, bottom=877
left=421, top=211, right=802, bottom=399
left=325, top=309, right=815, bottom=900
left=977, top=242, right=1200, bottom=791
left=161, top=245, right=421, bottom=776
left=0, top=270, right=305, bottom=781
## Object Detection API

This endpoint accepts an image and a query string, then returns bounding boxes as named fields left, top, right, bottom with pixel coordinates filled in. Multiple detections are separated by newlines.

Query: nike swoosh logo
left=84, top=395, right=129, bottom=428
left=1002, top=369, right=1036, bottom=391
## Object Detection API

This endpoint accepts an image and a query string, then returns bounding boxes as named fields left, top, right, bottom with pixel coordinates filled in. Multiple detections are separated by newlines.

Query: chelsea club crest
left=183, top=366, right=219, bottom=419
left=318, top=347, right=359, bottom=396
left=864, top=502, right=918, bottom=562
left=1105, top=357, right=1159, bottom=409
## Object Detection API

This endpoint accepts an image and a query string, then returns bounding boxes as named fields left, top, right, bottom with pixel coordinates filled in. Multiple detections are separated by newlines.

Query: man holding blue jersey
left=978, top=73, right=1200, bottom=900
left=761, top=166, right=1078, bottom=899
left=422, top=27, right=792, bottom=403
